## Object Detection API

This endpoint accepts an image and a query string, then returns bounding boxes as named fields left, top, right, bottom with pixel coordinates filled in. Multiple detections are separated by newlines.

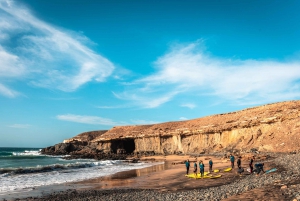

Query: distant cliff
left=42, top=100, right=300, bottom=158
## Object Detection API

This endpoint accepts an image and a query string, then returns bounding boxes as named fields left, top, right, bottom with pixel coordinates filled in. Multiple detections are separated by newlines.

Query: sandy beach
left=2, top=153, right=300, bottom=201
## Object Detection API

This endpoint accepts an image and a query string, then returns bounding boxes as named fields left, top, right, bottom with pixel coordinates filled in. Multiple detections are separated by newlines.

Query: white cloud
left=0, top=0, right=114, bottom=97
left=8, top=124, right=31, bottom=128
left=56, top=114, right=117, bottom=126
left=179, top=117, right=188, bottom=120
left=130, top=119, right=159, bottom=125
left=56, top=114, right=160, bottom=126
left=96, top=106, right=119, bottom=109
left=0, top=46, right=25, bottom=78
left=181, top=103, right=197, bottom=109
left=113, top=90, right=180, bottom=108
left=115, top=41, right=300, bottom=107
left=0, top=83, right=20, bottom=98
left=47, top=97, right=80, bottom=101
left=96, top=105, right=128, bottom=109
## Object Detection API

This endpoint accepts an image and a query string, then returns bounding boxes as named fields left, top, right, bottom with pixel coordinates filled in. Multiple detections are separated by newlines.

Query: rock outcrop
left=42, top=100, right=300, bottom=158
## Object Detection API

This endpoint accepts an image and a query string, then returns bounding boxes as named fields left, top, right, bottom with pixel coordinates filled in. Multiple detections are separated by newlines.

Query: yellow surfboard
left=213, top=169, right=220, bottom=173
left=185, top=173, right=222, bottom=179
left=210, top=175, right=222, bottom=179
left=185, top=172, right=209, bottom=178
left=224, top=167, right=232, bottom=172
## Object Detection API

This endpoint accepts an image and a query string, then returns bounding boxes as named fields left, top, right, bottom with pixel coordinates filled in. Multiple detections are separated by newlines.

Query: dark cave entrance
left=111, top=139, right=135, bottom=154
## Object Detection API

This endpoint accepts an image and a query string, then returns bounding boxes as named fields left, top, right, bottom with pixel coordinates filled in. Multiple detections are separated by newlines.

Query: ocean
left=0, top=147, right=160, bottom=194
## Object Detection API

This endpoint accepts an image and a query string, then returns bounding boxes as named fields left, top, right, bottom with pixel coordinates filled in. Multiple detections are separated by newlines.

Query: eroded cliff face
left=43, top=101, right=300, bottom=157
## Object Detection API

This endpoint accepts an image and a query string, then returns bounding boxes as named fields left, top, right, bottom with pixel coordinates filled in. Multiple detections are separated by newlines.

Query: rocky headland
left=42, top=100, right=300, bottom=159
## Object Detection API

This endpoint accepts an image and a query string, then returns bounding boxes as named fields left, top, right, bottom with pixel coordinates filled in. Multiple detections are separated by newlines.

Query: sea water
left=0, top=147, right=160, bottom=194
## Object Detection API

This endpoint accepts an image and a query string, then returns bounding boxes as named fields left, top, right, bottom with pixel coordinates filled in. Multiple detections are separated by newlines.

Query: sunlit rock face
left=44, top=101, right=300, bottom=156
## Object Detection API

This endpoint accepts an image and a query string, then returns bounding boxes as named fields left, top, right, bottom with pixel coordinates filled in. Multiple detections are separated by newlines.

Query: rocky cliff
left=42, top=100, right=300, bottom=157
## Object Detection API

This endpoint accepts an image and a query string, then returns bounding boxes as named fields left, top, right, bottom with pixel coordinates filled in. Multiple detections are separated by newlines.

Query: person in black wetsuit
left=249, top=156, right=255, bottom=173
left=193, top=162, right=198, bottom=177
left=254, top=163, right=265, bottom=175
left=237, top=156, right=242, bottom=169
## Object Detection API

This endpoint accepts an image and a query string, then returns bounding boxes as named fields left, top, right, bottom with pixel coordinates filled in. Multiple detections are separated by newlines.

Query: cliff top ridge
left=91, top=100, right=300, bottom=141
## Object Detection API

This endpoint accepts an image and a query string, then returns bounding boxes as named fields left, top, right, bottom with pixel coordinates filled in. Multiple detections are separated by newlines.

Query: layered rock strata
left=42, top=101, right=300, bottom=157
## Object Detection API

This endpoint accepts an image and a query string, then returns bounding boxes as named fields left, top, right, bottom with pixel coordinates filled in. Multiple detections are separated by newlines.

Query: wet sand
left=73, top=155, right=240, bottom=192
left=0, top=154, right=281, bottom=201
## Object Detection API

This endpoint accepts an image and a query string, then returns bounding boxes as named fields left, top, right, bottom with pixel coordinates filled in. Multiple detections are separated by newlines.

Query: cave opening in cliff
left=111, top=139, right=135, bottom=154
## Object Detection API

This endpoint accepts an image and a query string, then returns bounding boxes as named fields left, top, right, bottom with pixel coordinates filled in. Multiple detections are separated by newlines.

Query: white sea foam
left=0, top=160, right=162, bottom=193
left=12, top=150, right=41, bottom=156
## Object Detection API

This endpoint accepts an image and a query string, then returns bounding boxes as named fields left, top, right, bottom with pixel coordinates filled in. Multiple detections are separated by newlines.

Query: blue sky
left=1, top=0, right=300, bottom=147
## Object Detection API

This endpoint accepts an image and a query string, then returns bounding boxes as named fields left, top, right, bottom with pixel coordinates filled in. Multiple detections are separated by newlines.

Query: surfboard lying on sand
left=223, top=167, right=232, bottom=172
left=185, top=172, right=209, bottom=178
left=213, top=169, right=220, bottom=173
left=185, top=174, right=222, bottom=179
left=210, top=175, right=222, bottom=179
left=265, top=168, right=277, bottom=174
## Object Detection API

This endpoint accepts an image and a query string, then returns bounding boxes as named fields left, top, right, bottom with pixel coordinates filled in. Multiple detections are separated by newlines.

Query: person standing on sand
left=185, top=159, right=190, bottom=175
left=193, top=161, right=198, bottom=177
left=237, top=156, right=241, bottom=169
left=199, top=161, right=205, bottom=177
left=208, top=159, right=213, bottom=173
left=249, top=156, right=254, bottom=173
left=230, top=154, right=235, bottom=168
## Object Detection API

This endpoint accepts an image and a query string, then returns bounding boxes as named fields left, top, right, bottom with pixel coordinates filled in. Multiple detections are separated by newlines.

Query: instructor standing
left=230, top=154, right=235, bottom=168
left=185, top=159, right=190, bottom=175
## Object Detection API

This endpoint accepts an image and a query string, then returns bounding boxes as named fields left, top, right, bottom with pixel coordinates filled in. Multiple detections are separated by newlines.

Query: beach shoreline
left=0, top=154, right=231, bottom=200
left=2, top=153, right=300, bottom=201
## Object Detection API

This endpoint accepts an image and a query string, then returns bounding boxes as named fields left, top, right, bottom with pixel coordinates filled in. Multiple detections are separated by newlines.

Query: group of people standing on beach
left=230, top=154, right=265, bottom=175
left=185, top=158, right=213, bottom=177
left=185, top=154, right=265, bottom=176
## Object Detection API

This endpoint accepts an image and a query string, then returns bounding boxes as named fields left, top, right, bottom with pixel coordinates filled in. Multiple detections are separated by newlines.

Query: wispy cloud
left=46, top=97, right=80, bottom=101
left=8, top=124, right=31, bottom=128
left=96, top=105, right=129, bottom=109
left=115, top=41, right=300, bottom=107
left=0, top=83, right=20, bottom=98
left=56, top=113, right=160, bottom=126
left=129, top=119, right=160, bottom=125
left=179, top=117, right=188, bottom=120
left=113, top=90, right=180, bottom=108
left=181, top=103, right=197, bottom=109
left=56, top=114, right=117, bottom=126
left=0, top=0, right=114, bottom=97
